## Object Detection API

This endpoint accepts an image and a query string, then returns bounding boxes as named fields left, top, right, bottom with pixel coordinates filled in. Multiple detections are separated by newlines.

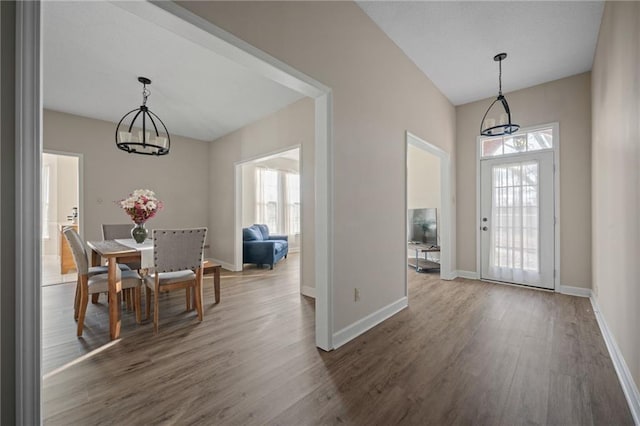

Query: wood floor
left=43, top=254, right=633, bottom=425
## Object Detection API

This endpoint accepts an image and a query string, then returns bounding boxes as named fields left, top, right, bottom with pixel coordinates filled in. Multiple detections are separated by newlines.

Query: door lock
left=482, top=217, right=488, bottom=222
left=482, top=226, right=488, bottom=231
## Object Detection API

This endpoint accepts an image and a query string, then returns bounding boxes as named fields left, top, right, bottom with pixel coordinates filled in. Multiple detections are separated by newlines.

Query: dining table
left=86, top=239, right=221, bottom=340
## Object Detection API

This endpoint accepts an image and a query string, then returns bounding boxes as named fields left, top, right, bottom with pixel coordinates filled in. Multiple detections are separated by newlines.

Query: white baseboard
left=207, top=258, right=239, bottom=272
left=590, top=296, right=640, bottom=425
left=455, top=270, right=480, bottom=280
left=301, top=285, right=315, bottom=298
left=558, top=285, right=592, bottom=298
left=332, top=297, right=408, bottom=350
left=288, top=247, right=301, bottom=254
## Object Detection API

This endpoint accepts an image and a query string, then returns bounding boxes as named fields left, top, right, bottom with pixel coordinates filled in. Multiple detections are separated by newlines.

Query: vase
left=131, top=222, right=148, bottom=244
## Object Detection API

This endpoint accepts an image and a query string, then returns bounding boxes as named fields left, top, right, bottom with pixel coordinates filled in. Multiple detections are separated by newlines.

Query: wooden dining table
left=86, top=240, right=221, bottom=340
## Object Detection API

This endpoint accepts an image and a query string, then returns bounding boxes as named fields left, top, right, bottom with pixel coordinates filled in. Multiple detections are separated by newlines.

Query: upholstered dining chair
left=144, top=228, right=207, bottom=334
left=63, top=227, right=142, bottom=336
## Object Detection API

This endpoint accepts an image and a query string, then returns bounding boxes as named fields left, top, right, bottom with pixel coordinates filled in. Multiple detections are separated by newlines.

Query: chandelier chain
left=498, top=58, right=503, bottom=95
left=142, top=84, right=150, bottom=106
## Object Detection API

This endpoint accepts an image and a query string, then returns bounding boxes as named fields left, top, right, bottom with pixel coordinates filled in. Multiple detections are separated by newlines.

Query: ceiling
left=42, top=2, right=304, bottom=142
left=358, top=1, right=604, bottom=105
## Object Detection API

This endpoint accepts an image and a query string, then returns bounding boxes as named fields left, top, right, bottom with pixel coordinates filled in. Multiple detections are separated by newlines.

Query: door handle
left=482, top=226, right=488, bottom=231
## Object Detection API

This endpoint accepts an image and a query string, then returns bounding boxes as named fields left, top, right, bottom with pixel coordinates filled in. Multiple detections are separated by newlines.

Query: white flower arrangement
left=118, top=189, right=163, bottom=224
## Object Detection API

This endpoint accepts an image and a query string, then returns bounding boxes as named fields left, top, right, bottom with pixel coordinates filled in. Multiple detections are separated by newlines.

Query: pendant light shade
left=115, top=77, right=170, bottom=156
left=480, top=53, right=519, bottom=137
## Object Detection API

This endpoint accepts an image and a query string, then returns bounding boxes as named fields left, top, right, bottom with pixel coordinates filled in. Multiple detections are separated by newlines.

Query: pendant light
left=115, top=77, right=170, bottom=156
left=480, top=53, right=519, bottom=137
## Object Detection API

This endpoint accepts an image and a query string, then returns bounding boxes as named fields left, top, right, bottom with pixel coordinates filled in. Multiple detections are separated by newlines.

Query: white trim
left=590, top=296, right=640, bottom=425
left=476, top=122, right=560, bottom=291
left=332, top=297, right=408, bottom=350
left=405, top=132, right=454, bottom=289
left=15, top=1, right=41, bottom=423
left=110, top=1, right=333, bottom=351
left=558, top=285, right=592, bottom=298
left=456, top=270, right=480, bottom=280
left=301, top=285, right=316, bottom=298
left=207, top=257, right=239, bottom=273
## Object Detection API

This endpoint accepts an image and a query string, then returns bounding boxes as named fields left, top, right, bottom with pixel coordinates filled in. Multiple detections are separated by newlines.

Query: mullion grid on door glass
left=491, top=161, right=539, bottom=272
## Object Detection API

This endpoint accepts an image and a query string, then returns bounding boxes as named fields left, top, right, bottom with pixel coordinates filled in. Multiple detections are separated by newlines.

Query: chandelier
left=480, top=53, right=520, bottom=137
left=115, top=77, right=170, bottom=156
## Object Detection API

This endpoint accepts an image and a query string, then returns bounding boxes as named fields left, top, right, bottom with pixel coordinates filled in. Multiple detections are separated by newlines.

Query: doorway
left=405, top=131, right=453, bottom=294
left=41, top=151, right=82, bottom=286
left=236, top=147, right=304, bottom=292
left=477, top=124, right=559, bottom=290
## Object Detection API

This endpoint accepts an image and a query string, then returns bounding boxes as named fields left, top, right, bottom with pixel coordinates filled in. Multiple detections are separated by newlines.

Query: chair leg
left=193, top=281, right=203, bottom=321
left=145, top=286, right=151, bottom=320
left=195, top=270, right=203, bottom=321
left=185, top=287, right=191, bottom=311
left=91, top=293, right=100, bottom=304
left=74, top=276, right=80, bottom=321
left=126, top=289, right=133, bottom=311
left=76, top=277, right=89, bottom=337
left=153, top=280, right=160, bottom=334
left=134, top=287, right=142, bottom=324
left=214, top=267, right=220, bottom=304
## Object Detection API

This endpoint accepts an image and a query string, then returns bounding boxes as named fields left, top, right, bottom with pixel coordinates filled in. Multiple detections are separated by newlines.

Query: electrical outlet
left=354, top=288, right=360, bottom=302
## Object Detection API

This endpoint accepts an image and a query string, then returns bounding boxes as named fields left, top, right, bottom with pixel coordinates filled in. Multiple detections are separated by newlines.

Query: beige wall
left=207, top=98, right=314, bottom=290
left=43, top=109, right=210, bottom=244
left=407, top=144, right=441, bottom=244
left=180, top=1, right=457, bottom=332
left=592, top=1, right=640, bottom=393
left=456, top=73, right=592, bottom=288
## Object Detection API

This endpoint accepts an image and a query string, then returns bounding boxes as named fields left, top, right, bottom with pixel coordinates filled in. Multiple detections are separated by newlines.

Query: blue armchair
left=242, top=224, right=288, bottom=269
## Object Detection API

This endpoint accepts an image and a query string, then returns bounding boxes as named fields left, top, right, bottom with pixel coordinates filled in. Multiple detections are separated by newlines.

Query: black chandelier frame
left=480, top=53, right=520, bottom=137
left=115, top=77, right=171, bottom=156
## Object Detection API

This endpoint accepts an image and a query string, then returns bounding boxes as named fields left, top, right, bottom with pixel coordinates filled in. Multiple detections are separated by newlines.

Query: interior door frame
left=475, top=122, right=560, bottom=291
left=405, top=131, right=454, bottom=294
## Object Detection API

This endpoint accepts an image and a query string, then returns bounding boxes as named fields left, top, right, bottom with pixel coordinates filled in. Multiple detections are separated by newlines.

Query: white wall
left=591, top=0, right=640, bottom=399
left=456, top=73, right=592, bottom=288
left=207, top=98, right=314, bottom=289
left=180, top=1, right=456, bottom=333
left=43, top=109, right=210, bottom=246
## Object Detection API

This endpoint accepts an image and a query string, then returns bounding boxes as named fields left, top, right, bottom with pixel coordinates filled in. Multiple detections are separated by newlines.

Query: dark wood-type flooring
left=43, top=254, right=633, bottom=425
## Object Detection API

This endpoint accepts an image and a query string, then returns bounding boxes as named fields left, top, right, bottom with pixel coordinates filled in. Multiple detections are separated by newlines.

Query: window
left=255, top=167, right=300, bottom=236
left=256, top=168, right=280, bottom=232
left=481, top=128, right=553, bottom=158
left=286, top=172, right=300, bottom=235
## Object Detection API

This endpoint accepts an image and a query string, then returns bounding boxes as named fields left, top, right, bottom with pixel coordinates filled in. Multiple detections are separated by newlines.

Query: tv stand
left=408, top=243, right=440, bottom=272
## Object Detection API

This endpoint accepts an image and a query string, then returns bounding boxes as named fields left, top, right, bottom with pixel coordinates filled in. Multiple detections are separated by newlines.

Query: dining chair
left=63, top=227, right=132, bottom=318
left=63, top=227, right=142, bottom=336
left=144, top=228, right=207, bottom=334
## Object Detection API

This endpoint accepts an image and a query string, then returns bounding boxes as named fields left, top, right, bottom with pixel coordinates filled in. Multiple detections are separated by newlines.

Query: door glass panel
left=482, top=138, right=503, bottom=156
left=527, top=129, right=553, bottom=151
left=489, top=161, right=540, bottom=282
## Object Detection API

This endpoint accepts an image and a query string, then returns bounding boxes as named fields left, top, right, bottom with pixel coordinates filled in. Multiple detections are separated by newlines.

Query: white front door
left=480, top=151, right=555, bottom=289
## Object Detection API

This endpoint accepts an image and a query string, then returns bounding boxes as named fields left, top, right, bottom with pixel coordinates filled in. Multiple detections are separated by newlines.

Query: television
left=408, top=208, right=437, bottom=245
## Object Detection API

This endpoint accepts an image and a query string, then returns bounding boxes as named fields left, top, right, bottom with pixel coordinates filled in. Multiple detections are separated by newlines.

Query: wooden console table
left=408, top=243, right=440, bottom=272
